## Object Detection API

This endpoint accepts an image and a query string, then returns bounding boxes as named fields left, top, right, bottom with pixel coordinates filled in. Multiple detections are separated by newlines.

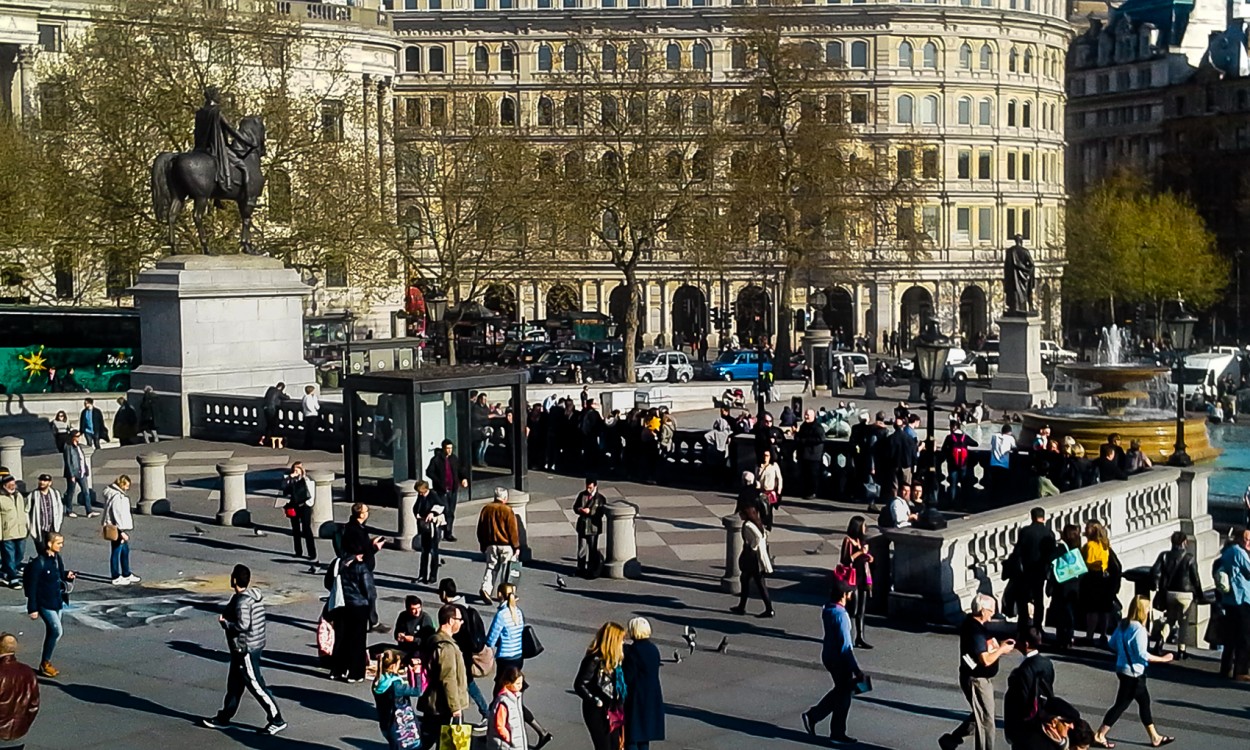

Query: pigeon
left=682, top=625, right=697, bottom=655
left=253, top=528, right=267, bottom=537
left=715, top=636, right=729, bottom=654
left=672, top=650, right=683, bottom=664
left=556, top=575, right=568, bottom=590
left=191, top=525, right=207, bottom=536
left=805, top=540, right=825, bottom=555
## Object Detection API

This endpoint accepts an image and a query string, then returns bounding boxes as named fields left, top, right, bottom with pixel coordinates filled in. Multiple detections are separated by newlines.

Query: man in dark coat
left=884, top=417, right=916, bottom=498
left=78, top=398, right=106, bottom=449
left=573, top=479, right=607, bottom=578
left=795, top=409, right=826, bottom=500
left=260, top=382, right=286, bottom=448
left=1002, top=627, right=1055, bottom=745
left=623, top=617, right=666, bottom=750
left=753, top=412, right=785, bottom=465
left=1010, top=507, right=1056, bottom=630
left=427, top=440, right=468, bottom=542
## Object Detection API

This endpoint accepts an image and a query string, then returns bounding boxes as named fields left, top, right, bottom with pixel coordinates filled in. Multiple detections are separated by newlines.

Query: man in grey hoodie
left=200, top=564, right=286, bottom=736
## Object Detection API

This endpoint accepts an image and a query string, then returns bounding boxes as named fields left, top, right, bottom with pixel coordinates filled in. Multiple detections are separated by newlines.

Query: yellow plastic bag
left=439, top=721, right=471, bottom=750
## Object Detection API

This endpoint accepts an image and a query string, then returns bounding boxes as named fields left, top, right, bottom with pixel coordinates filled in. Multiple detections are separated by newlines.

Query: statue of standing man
left=1003, top=233, right=1035, bottom=317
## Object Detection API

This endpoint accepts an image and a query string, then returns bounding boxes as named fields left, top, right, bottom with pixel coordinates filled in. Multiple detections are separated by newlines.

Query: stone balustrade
left=188, top=393, right=346, bottom=451
left=882, top=467, right=1218, bottom=625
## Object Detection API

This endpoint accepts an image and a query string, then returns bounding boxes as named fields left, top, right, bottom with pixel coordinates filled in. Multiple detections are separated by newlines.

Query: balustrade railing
left=189, top=393, right=347, bottom=452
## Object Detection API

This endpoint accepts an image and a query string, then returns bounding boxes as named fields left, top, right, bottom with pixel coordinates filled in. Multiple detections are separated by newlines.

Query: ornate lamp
left=913, top=317, right=951, bottom=505
left=1166, top=298, right=1197, bottom=467
left=427, top=289, right=449, bottom=362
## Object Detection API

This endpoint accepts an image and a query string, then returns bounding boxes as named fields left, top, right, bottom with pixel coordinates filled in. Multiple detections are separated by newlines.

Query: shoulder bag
left=470, top=644, right=495, bottom=678
left=1051, top=547, right=1088, bottom=584
left=101, top=523, right=120, bottom=542
left=521, top=624, right=544, bottom=659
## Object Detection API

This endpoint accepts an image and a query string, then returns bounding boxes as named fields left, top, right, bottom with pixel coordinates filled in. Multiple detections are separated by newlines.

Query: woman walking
left=487, top=584, right=554, bottom=750
left=1091, top=596, right=1176, bottom=748
left=50, top=410, right=71, bottom=454
left=101, top=475, right=138, bottom=585
left=1081, top=521, right=1121, bottom=647
left=623, top=617, right=665, bottom=750
left=1050, top=524, right=1083, bottom=650
left=756, top=448, right=783, bottom=531
left=574, top=622, right=627, bottom=750
left=730, top=505, right=775, bottom=618
left=371, top=648, right=424, bottom=749
left=839, top=516, right=874, bottom=649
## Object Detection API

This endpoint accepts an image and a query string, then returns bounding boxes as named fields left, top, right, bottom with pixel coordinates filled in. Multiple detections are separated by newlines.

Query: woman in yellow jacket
left=1081, top=520, right=1121, bottom=647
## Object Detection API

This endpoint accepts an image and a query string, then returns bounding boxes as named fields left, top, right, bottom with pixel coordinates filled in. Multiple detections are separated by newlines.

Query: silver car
left=634, top=349, right=694, bottom=383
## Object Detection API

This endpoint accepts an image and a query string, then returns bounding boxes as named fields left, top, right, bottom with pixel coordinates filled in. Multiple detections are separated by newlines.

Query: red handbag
left=284, top=506, right=297, bottom=518
left=763, top=490, right=779, bottom=506
left=833, top=563, right=857, bottom=588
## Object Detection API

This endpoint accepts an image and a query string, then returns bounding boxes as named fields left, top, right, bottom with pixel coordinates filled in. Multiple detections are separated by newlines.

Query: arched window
left=500, top=96, right=516, bottom=126
left=692, top=42, right=708, bottom=71
left=666, top=94, right=683, bottom=125
left=404, top=46, right=421, bottom=72
left=692, top=94, right=711, bottom=124
left=563, top=43, right=580, bottom=72
left=665, top=150, right=683, bottom=180
left=601, top=151, right=621, bottom=180
left=666, top=43, right=681, bottom=70
left=1008, top=47, right=1019, bottom=72
left=692, top=150, right=710, bottom=180
left=850, top=40, right=868, bottom=68
left=957, top=96, right=972, bottom=124
left=959, top=43, right=971, bottom=70
left=538, top=152, right=557, bottom=178
left=602, top=43, right=617, bottom=71
left=978, top=97, right=992, bottom=125
left=428, top=46, right=445, bottom=72
left=628, top=41, right=645, bottom=70
left=922, top=41, right=937, bottom=69
left=601, top=95, right=618, bottom=125
left=827, top=40, right=844, bottom=67
left=731, top=41, right=747, bottom=69
left=1007, top=99, right=1017, bottom=126
left=897, top=94, right=914, bottom=124
left=628, top=150, right=647, bottom=178
left=758, top=94, right=778, bottom=124
left=563, top=151, right=583, bottom=179
left=500, top=45, right=515, bottom=72
left=563, top=96, right=582, bottom=127
left=603, top=210, right=620, bottom=241
left=627, top=95, right=644, bottom=124
left=730, top=93, right=750, bottom=124
left=979, top=44, right=992, bottom=71
left=474, top=45, right=489, bottom=73
left=537, top=44, right=552, bottom=72
left=801, top=40, right=821, bottom=64
left=1023, top=48, right=1034, bottom=74
left=474, top=96, right=491, bottom=126
left=898, top=40, right=913, bottom=68
left=1022, top=100, right=1032, bottom=128
left=537, top=96, right=554, bottom=126
left=920, top=95, right=938, bottom=124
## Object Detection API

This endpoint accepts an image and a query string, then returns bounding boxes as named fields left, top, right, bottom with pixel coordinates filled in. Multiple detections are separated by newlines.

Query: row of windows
left=392, top=0, right=1065, bottom=11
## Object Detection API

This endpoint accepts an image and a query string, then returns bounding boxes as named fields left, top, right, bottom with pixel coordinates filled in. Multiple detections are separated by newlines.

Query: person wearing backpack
left=1215, top=526, right=1250, bottom=681
left=1148, top=532, right=1204, bottom=659
left=437, top=578, right=492, bottom=726
left=940, top=421, right=979, bottom=508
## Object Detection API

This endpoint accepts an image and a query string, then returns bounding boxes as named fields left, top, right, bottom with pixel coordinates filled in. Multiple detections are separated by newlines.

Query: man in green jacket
left=422, top=604, right=469, bottom=747
left=0, top=475, right=30, bottom=588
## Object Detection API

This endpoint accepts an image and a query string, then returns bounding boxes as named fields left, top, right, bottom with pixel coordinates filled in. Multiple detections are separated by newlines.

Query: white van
left=1171, top=351, right=1240, bottom=402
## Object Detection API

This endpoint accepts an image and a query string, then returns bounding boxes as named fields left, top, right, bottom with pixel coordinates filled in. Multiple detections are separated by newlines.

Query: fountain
left=1021, top=325, right=1218, bottom=462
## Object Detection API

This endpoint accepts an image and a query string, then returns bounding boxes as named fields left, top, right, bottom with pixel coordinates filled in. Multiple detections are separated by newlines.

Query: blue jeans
left=65, top=477, right=93, bottom=514
left=38, top=608, right=62, bottom=665
left=947, top=468, right=968, bottom=506
left=110, top=538, right=132, bottom=579
left=467, top=678, right=489, bottom=718
left=0, top=539, right=25, bottom=582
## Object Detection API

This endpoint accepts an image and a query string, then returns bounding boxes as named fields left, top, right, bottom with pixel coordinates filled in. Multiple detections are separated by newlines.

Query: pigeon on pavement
left=715, top=636, right=729, bottom=654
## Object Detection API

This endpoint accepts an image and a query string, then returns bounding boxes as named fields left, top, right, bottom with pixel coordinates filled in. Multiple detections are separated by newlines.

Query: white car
left=1040, top=340, right=1077, bottom=363
left=634, top=349, right=694, bottom=383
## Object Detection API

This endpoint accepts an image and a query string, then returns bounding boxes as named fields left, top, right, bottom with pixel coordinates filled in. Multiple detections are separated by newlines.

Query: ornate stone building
left=393, top=0, right=1071, bottom=348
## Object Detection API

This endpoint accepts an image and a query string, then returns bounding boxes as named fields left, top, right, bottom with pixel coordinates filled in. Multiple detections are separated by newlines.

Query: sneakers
left=6, top=579, right=21, bottom=589
left=67, top=512, right=79, bottom=518
left=111, top=577, right=129, bottom=586
left=126, top=574, right=141, bottom=584
left=38, top=661, right=59, bottom=678
left=200, top=717, right=230, bottom=730
left=259, top=721, right=287, bottom=735
left=87, top=512, right=100, bottom=518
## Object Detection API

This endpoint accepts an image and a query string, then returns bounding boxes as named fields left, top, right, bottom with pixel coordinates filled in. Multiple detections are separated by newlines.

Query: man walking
left=201, top=564, right=286, bottom=736
left=802, top=580, right=863, bottom=744
left=300, top=385, right=321, bottom=450
left=1010, top=508, right=1056, bottom=631
left=573, top=479, right=606, bottom=578
left=427, top=440, right=468, bottom=542
left=138, top=385, right=159, bottom=443
left=1002, top=627, right=1054, bottom=746
left=0, top=476, right=29, bottom=589
left=24, top=532, right=74, bottom=678
left=26, top=475, right=62, bottom=555
left=415, top=481, right=445, bottom=583
left=940, top=594, right=1015, bottom=750
left=796, top=410, right=826, bottom=500
left=0, top=633, right=39, bottom=748
left=475, top=488, right=519, bottom=603
left=1150, top=531, right=1204, bottom=658
left=61, top=431, right=95, bottom=518
left=421, top=604, right=470, bottom=748
left=437, top=579, right=491, bottom=725
left=79, top=398, right=106, bottom=449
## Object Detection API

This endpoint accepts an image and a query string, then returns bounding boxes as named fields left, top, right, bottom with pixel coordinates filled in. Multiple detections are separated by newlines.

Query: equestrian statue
left=151, top=87, right=266, bottom=255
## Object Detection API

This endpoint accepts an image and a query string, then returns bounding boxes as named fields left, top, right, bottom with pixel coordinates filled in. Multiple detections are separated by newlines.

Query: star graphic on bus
left=17, top=346, right=48, bottom=382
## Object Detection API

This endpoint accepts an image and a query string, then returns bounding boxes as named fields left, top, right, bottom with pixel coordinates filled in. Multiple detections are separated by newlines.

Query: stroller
left=717, top=388, right=746, bottom=410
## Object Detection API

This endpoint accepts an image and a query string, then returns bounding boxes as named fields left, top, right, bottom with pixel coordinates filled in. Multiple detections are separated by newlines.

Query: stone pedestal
left=215, top=460, right=250, bottom=526
left=603, top=501, right=640, bottom=579
left=509, top=490, right=532, bottom=563
left=136, top=452, right=170, bottom=515
left=310, top=470, right=337, bottom=538
left=721, top=514, right=744, bottom=594
left=801, top=324, right=833, bottom=392
left=393, top=480, right=418, bottom=551
left=984, top=315, right=1050, bottom=411
left=127, top=255, right=313, bottom=437
left=0, top=437, right=23, bottom=480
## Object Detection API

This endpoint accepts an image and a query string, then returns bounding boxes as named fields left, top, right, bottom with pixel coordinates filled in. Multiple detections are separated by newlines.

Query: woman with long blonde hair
left=1092, top=596, right=1176, bottom=748
left=573, top=622, right=627, bottom=750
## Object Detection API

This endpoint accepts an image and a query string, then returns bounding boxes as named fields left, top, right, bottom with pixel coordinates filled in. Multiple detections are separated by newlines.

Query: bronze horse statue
left=150, top=116, right=266, bottom=255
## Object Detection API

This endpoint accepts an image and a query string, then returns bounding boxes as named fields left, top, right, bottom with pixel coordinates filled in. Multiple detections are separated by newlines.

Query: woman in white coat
left=101, top=475, right=138, bottom=585
left=730, top=505, right=774, bottom=618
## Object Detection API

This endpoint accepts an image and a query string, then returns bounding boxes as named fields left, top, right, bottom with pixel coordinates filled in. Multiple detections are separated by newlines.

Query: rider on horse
left=192, top=87, right=255, bottom=199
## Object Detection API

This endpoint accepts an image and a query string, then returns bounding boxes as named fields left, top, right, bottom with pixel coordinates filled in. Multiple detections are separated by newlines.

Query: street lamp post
left=913, top=316, right=952, bottom=505
left=1166, top=298, right=1198, bottom=467
left=427, top=289, right=449, bottom=365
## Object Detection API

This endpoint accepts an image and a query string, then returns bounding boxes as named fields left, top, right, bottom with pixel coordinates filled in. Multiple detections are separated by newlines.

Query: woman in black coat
left=333, top=553, right=376, bottom=682
left=623, top=617, right=666, bottom=750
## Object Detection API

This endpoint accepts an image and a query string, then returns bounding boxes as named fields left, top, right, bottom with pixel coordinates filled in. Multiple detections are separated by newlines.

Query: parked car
left=1040, top=340, right=1077, bottom=364
left=504, top=324, right=548, bottom=342
left=893, top=347, right=968, bottom=379
left=498, top=341, right=551, bottom=367
left=950, top=352, right=998, bottom=382
left=703, top=349, right=774, bottom=381
left=529, top=348, right=604, bottom=384
left=833, top=352, right=871, bottom=383
left=634, top=349, right=694, bottom=383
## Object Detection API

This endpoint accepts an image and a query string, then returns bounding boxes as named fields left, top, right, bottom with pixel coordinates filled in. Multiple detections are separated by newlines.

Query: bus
left=0, top=306, right=141, bottom=394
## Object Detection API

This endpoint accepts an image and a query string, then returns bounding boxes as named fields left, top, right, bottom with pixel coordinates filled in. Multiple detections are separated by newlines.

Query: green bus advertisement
left=0, top=306, right=141, bottom=394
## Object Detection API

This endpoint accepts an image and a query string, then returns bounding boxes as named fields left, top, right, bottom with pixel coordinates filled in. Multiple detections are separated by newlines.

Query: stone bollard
left=310, top=470, right=337, bottom=538
left=136, top=452, right=170, bottom=515
left=863, top=375, right=878, bottom=400
left=508, top=490, right=532, bottom=563
left=603, top=500, right=640, bottom=579
left=215, top=460, right=250, bottom=526
left=0, top=437, right=24, bottom=481
left=393, top=480, right=418, bottom=551
left=908, top=376, right=922, bottom=402
left=953, top=378, right=968, bottom=406
left=721, top=513, right=744, bottom=594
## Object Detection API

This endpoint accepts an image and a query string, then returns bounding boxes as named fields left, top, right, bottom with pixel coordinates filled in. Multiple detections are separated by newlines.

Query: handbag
left=606, top=705, right=626, bottom=734
left=284, top=505, right=297, bottom=518
left=316, top=615, right=335, bottom=660
left=864, top=479, right=880, bottom=500
left=101, top=523, right=120, bottom=542
left=521, top=624, right=544, bottom=659
left=763, top=490, right=778, bottom=506
left=506, top=558, right=523, bottom=584
left=833, top=564, right=857, bottom=588
left=393, top=702, right=422, bottom=750
left=470, top=645, right=495, bottom=678
left=1051, top=548, right=1088, bottom=584
left=439, top=720, right=472, bottom=750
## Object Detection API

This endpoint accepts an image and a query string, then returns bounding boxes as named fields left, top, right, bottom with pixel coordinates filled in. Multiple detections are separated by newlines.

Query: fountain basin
left=1021, top=409, right=1218, bottom=463
left=1059, top=363, right=1170, bottom=417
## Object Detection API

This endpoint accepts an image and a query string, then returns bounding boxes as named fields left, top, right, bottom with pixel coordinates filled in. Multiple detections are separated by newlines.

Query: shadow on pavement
left=666, top=702, right=894, bottom=749
left=268, top=682, right=376, bottom=722
left=857, top=694, right=971, bottom=723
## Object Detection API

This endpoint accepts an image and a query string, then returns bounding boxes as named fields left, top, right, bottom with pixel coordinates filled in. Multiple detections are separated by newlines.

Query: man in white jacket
left=27, top=474, right=63, bottom=555
left=101, top=476, right=139, bottom=586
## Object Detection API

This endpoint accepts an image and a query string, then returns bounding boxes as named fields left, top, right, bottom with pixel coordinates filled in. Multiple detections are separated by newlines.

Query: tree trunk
left=446, top=296, right=462, bottom=367
left=622, top=264, right=639, bottom=384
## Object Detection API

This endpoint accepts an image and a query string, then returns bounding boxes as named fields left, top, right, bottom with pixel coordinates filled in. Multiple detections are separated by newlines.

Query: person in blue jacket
left=802, top=580, right=863, bottom=745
